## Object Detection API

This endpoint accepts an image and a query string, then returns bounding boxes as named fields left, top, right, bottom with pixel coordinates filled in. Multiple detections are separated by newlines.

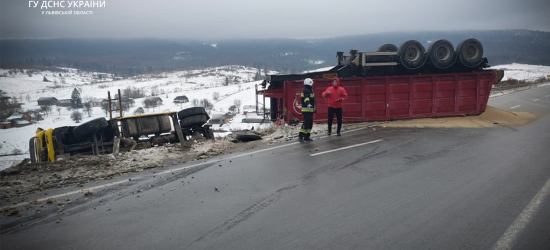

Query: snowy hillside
left=490, top=63, right=550, bottom=81
left=0, top=66, right=275, bottom=169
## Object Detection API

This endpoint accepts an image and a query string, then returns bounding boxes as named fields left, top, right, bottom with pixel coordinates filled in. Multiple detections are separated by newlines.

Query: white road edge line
left=310, top=139, right=382, bottom=156
left=1, top=126, right=374, bottom=210
left=490, top=177, right=550, bottom=250
left=510, top=105, right=521, bottom=109
left=533, top=99, right=539, bottom=102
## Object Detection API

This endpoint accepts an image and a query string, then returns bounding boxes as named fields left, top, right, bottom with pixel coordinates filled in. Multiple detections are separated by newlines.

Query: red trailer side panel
left=263, top=71, right=497, bottom=123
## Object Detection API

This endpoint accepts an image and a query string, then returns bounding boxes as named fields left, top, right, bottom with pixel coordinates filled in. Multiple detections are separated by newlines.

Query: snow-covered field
left=0, top=66, right=274, bottom=169
left=490, top=63, right=550, bottom=81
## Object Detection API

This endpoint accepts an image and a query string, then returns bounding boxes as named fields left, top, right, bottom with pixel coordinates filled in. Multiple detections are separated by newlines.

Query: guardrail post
left=171, top=114, right=186, bottom=151
left=108, top=91, right=112, bottom=120
left=113, top=137, right=120, bottom=156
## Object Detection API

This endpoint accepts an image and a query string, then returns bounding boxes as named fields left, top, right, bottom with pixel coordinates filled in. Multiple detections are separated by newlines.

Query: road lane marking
left=510, top=105, right=521, bottom=109
left=0, top=180, right=128, bottom=211
left=545, top=95, right=549, bottom=97
left=310, top=139, right=382, bottom=156
left=533, top=99, right=539, bottom=102
left=491, top=177, right=550, bottom=250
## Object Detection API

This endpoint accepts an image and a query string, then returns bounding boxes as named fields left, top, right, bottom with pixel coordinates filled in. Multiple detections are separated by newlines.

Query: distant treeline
left=1, top=29, right=549, bottom=77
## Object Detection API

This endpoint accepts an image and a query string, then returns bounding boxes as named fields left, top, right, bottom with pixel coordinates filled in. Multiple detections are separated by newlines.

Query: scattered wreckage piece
left=229, top=130, right=262, bottom=143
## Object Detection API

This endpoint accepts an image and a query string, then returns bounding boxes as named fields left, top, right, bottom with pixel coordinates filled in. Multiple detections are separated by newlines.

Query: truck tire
left=180, top=115, right=208, bottom=128
left=398, top=40, right=427, bottom=70
left=178, top=107, right=208, bottom=120
left=377, top=44, right=398, bottom=52
left=72, top=117, right=108, bottom=140
left=428, top=39, right=456, bottom=69
left=456, top=38, right=484, bottom=68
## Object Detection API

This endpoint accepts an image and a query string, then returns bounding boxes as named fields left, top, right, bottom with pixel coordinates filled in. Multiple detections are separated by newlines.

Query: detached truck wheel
left=180, top=115, right=209, bottom=127
left=428, top=39, right=456, bottom=69
left=456, top=38, right=484, bottom=68
left=72, top=117, right=108, bottom=140
left=177, top=107, right=208, bottom=120
left=398, top=40, right=427, bottom=70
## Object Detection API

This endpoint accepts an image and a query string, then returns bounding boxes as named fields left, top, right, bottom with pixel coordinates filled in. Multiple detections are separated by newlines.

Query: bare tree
left=56, top=106, right=62, bottom=116
left=84, top=102, right=92, bottom=117
left=101, top=103, right=109, bottom=117
left=151, top=85, right=160, bottom=97
left=233, top=99, right=242, bottom=113
left=40, top=105, right=52, bottom=117
left=200, top=99, right=214, bottom=113
left=191, top=99, right=200, bottom=107
left=212, top=92, right=220, bottom=101
left=71, top=110, right=83, bottom=123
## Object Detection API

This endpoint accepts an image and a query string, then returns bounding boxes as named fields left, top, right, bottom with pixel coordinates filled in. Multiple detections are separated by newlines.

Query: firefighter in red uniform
left=322, top=78, right=348, bottom=136
left=299, top=78, right=315, bottom=143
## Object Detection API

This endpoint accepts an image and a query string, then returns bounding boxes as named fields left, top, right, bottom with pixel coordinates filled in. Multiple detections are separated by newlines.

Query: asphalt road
left=1, top=84, right=550, bottom=250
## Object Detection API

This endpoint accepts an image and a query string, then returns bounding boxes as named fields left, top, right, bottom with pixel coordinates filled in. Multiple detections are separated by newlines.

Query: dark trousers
left=327, top=107, right=343, bottom=134
left=299, top=113, right=313, bottom=139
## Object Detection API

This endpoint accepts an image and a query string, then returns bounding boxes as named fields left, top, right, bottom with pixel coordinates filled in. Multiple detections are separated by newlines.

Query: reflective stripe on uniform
left=299, top=129, right=311, bottom=134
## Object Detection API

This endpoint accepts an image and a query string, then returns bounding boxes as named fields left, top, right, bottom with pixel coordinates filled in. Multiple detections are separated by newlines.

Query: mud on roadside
left=0, top=124, right=331, bottom=200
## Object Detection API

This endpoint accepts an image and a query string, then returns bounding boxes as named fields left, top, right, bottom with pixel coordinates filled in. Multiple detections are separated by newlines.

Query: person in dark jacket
left=299, top=78, right=315, bottom=142
left=322, top=78, right=348, bottom=136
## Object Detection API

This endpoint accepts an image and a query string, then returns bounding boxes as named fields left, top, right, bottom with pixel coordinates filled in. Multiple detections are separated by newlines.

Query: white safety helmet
left=304, top=78, right=314, bottom=86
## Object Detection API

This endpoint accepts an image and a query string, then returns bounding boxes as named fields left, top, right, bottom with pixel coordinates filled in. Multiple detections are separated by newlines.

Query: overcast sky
left=1, top=0, right=549, bottom=40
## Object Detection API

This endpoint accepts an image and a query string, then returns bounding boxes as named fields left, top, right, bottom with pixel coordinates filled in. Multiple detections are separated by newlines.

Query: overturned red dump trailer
left=260, top=39, right=503, bottom=123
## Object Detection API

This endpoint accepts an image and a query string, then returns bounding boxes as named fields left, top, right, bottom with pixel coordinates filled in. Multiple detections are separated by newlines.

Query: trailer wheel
left=428, top=39, right=455, bottom=69
left=177, top=107, right=208, bottom=120
left=377, top=44, right=398, bottom=52
left=72, top=117, right=108, bottom=140
left=456, top=38, right=484, bottom=68
left=398, top=40, right=427, bottom=70
left=180, top=115, right=209, bottom=128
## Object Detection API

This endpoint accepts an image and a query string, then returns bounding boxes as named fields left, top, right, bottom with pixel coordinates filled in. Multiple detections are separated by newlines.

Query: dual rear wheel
left=383, top=38, right=484, bottom=70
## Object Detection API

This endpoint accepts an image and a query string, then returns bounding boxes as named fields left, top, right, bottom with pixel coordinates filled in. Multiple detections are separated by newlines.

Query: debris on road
left=380, top=106, right=536, bottom=128
left=1, top=122, right=363, bottom=199
left=228, top=130, right=262, bottom=142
